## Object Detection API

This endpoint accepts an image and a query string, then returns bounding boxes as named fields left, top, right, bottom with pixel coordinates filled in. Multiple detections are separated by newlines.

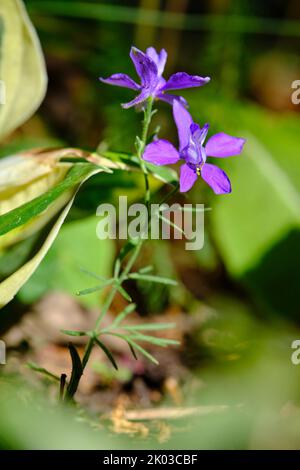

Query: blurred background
left=1, top=0, right=300, bottom=449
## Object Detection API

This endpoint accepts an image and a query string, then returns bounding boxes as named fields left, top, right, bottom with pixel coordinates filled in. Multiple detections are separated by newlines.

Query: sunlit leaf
left=0, top=164, right=104, bottom=308
left=0, top=163, right=98, bottom=237
left=0, top=0, right=47, bottom=141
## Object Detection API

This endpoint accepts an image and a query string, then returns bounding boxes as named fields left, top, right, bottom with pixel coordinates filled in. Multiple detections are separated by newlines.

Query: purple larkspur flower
left=100, top=46, right=210, bottom=109
left=143, top=101, right=246, bottom=194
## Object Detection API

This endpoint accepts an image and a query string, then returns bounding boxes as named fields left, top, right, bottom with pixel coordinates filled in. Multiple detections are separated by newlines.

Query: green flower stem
left=80, top=178, right=178, bottom=374
left=80, top=101, right=154, bottom=374
left=72, top=98, right=179, bottom=397
left=137, top=96, right=154, bottom=209
left=159, top=182, right=180, bottom=206
left=81, top=227, right=144, bottom=373
left=82, top=286, right=117, bottom=369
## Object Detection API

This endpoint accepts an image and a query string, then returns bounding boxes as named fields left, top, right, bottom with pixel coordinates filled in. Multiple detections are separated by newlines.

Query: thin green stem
left=95, top=284, right=118, bottom=331
left=159, top=182, right=180, bottom=206
left=137, top=97, right=154, bottom=209
left=72, top=96, right=180, bottom=395
left=81, top=240, right=142, bottom=370
left=77, top=181, right=179, bottom=380
left=81, top=335, right=95, bottom=369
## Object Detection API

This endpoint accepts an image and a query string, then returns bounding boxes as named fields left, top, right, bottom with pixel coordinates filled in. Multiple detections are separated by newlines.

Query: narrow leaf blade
left=94, top=338, right=118, bottom=370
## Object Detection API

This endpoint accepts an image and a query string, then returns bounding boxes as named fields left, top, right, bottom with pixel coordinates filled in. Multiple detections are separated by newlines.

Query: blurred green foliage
left=18, top=216, right=115, bottom=307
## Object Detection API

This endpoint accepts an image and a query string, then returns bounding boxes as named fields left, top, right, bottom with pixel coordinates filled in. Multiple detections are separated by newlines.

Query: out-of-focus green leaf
left=189, top=94, right=300, bottom=317
left=103, top=151, right=178, bottom=186
left=129, top=333, right=179, bottom=347
left=0, top=153, right=72, bottom=251
left=116, top=322, right=175, bottom=332
left=111, top=303, right=136, bottom=328
left=60, top=330, right=88, bottom=337
left=0, top=148, right=140, bottom=308
left=0, top=148, right=114, bottom=251
left=0, top=0, right=47, bottom=141
left=129, top=272, right=177, bottom=286
left=212, top=133, right=300, bottom=277
left=0, top=163, right=99, bottom=237
left=0, top=162, right=109, bottom=308
left=27, top=362, right=60, bottom=382
left=18, top=215, right=115, bottom=307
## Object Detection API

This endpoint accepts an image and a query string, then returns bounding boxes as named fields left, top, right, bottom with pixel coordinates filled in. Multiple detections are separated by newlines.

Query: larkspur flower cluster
left=100, top=46, right=245, bottom=194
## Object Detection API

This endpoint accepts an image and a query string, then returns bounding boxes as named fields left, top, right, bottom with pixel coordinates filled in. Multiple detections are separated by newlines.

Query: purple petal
left=192, top=123, right=209, bottom=145
left=201, top=163, right=231, bottom=194
left=146, top=47, right=167, bottom=77
left=130, top=47, right=158, bottom=89
left=205, top=133, right=246, bottom=158
left=143, top=140, right=180, bottom=166
left=122, top=88, right=151, bottom=109
left=162, top=72, right=210, bottom=91
left=179, top=163, right=198, bottom=193
left=99, top=73, right=140, bottom=90
left=172, top=100, right=193, bottom=151
left=190, top=123, right=201, bottom=135
left=157, top=92, right=188, bottom=108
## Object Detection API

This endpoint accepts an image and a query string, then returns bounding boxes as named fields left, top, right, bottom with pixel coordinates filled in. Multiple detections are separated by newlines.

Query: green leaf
left=125, top=338, right=159, bottom=365
left=128, top=273, right=177, bottom=286
left=19, top=216, right=115, bottom=307
left=27, top=362, right=60, bottom=382
left=138, top=265, right=154, bottom=274
left=103, top=332, right=159, bottom=365
left=115, top=284, right=132, bottom=302
left=158, top=213, right=186, bottom=236
left=145, top=161, right=178, bottom=186
left=186, top=94, right=300, bottom=318
left=211, top=133, right=300, bottom=278
left=179, top=206, right=210, bottom=213
left=61, top=330, right=88, bottom=337
left=0, top=164, right=97, bottom=237
left=118, top=322, right=176, bottom=332
left=119, top=238, right=139, bottom=261
left=77, top=279, right=114, bottom=297
left=130, top=333, right=180, bottom=347
left=0, top=153, right=71, bottom=252
left=94, top=338, right=118, bottom=370
left=65, top=344, right=83, bottom=402
left=103, top=151, right=178, bottom=186
left=79, top=268, right=106, bottom=282
left=128, top=343, right=138, bottom=361
left=113, top=258, right=121, bottom=278
left=0, top=0, right=47, bottom=141
left=110, top=303, right=136, bottom=328
left=0, top=193, right=75, bottom=308
left=0, top=166, right=106, bottom=308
